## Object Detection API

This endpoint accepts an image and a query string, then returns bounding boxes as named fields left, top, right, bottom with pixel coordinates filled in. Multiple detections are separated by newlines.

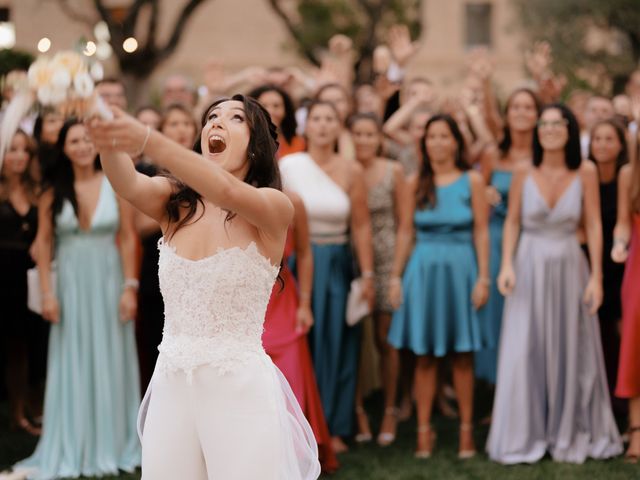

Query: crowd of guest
left=1, top=28, right=640, bottom=478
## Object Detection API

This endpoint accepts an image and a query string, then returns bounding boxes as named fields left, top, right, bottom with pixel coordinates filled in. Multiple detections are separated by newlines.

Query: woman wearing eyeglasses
left=486, top=104, right=622, bottom=464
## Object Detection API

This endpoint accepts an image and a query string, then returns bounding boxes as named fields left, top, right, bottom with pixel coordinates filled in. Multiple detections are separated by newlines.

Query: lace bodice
left=155, top=238, right=280, bottom=379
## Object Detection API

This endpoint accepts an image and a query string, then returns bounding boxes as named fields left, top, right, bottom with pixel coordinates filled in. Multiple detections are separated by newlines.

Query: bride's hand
left=86, top=107, right=149, bottom=157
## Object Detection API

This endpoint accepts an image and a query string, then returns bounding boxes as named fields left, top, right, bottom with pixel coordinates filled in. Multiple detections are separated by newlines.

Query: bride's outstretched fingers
left=86, top=106, right=148, bottom=156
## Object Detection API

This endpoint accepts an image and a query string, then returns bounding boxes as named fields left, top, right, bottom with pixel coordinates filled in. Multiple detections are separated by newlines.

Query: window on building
left=0, top=7, right=15, bottom=49
left=465, top=3, right=492, bottom=48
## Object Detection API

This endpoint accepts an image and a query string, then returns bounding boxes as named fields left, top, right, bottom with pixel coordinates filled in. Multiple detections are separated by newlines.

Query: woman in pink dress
left=612, top=158, right=640, bottom=462
left=262, top=191, right=338, bottom=473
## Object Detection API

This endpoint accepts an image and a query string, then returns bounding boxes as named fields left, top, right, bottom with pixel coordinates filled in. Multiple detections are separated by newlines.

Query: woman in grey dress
left=487, top=104, right=622, bottom=464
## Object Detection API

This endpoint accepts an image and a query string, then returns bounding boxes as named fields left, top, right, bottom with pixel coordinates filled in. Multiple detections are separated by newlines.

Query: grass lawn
left=1, top=388, right=637, bottom=480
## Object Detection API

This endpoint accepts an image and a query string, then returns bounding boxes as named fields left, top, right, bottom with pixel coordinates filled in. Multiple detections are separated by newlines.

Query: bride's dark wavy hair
left=164, top=94, right=281, bottom=235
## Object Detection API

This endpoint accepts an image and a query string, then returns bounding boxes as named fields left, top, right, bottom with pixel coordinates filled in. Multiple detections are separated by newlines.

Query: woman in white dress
left=87, top=94, right=320, bottom=480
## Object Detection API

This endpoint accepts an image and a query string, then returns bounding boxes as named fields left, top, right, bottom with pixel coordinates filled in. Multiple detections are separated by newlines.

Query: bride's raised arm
left=87, top=98, right=293, bottom=240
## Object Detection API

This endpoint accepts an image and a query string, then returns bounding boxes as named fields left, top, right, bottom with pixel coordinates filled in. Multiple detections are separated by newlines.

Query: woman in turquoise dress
left=15, top=119, right=141, bottom=479
left=280, top=100, right=374, bottom=454
left=475, top=88, right=540, bottom=385
left=388, top=114, right=490, bottom=459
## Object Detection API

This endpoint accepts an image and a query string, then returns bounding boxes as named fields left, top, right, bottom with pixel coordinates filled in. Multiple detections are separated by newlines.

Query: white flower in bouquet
left=50, top=51, right=86, bottom=79
left=73, top=72, right=94, bottom=98
left=36, top=84, right=67, bottom=106
left=90, top=62, right=104, bottom=82
left=27, top=58, right=54, bottom=90
left=51, top=69, right=72, bottom=90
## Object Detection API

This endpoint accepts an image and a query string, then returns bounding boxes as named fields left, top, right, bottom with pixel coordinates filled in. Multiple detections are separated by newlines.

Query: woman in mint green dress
left=15, top=119, right=141, bottom=479
left=388, top=114, right=490, bottom=459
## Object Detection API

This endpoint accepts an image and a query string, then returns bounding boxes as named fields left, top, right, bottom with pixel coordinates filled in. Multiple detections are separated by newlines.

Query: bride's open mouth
left=208, top=134, right=227, bottom=154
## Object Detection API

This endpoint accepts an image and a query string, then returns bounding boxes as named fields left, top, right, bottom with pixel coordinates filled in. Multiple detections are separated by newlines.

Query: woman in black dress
left=588, top=119, right=628, bottom=408
left=0, top=130, right=40, bottom=435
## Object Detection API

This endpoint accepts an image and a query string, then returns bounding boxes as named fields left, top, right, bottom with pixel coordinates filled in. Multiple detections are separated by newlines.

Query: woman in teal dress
left=475, top=88, right=539, bottom=385
left=15, top=119, right=141, bottom=479
left=388, top=114, right=489, bottom=459
left=280, top=100, right=374, bottom=454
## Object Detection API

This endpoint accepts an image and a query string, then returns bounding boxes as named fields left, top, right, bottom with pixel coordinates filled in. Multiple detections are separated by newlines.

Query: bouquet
left=0, top=50, right=112, bottom=168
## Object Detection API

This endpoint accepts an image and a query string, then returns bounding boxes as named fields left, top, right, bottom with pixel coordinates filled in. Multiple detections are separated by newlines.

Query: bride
left=87, top=94, right=320, bottom=479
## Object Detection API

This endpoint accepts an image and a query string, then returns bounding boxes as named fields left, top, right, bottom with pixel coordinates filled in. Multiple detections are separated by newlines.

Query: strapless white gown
left=137, top=239, right=320, bottom=479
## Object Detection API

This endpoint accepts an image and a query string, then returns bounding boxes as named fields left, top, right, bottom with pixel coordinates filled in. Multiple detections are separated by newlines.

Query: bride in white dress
left=87, top=94, right=320, bottom=479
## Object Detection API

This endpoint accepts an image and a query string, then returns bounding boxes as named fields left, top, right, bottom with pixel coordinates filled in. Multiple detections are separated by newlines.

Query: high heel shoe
left=354, top=406, right=372, bottom=443
left=414, top=424, right=436, bottom=459
left=624, top=426, right=640, bottom=464
left=458, top=423, right=476, bottom=460
left=377, top=406, right=398, bottom=446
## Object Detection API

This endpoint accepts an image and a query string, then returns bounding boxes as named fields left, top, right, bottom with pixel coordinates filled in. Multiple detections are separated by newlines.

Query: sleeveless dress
left=262, top=231, right=338, bottom=473
left=597, top=178, right=625, bottom=402
left=15, top=176, right=141, bottom=479
left=475, top=170, right=512, bottom=383
left=388, top=172, right=487, bottom=356
left=0, top=200, right=37, bottom=339
left=358, top=162, right=398, bottom=397
left=616, top=213, right=640, bottom=398
left=369, top=162, right=397, bottom=314
left=487, top=175, right=623, bottom=464
left=279, top=152, right=359, bottom=438
left=137, top=239, right=320, bottom=479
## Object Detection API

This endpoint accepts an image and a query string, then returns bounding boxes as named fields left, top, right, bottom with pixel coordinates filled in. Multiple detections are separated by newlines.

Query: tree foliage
left=55, top=0, right=210, bottom=78
left=268, top=0, right=423, bottom=81
left=513, top=0, right=640, bottom=93
left=0, top=49, right=35, bottom=77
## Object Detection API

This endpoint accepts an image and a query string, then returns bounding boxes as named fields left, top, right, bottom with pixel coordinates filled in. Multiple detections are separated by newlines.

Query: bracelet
left=135, top=125, right=151, bottom=157
left=477, top=277, right=491, bottom=286
left=362, top=271, right=375, bottom=279
left=123, top=278, right=140, bottom=291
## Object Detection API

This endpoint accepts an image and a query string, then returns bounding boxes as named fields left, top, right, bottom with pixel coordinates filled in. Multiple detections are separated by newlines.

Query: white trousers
left=140, top=361, right=285, bottom=480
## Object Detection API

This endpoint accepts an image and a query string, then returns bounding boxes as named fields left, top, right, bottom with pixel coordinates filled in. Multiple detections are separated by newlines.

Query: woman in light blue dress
left=387, top=114, right=490, bottom=459
left=15, top=119, right=141, bottom=479
left=475, top=88, right=540, bottom=385
left=280, top=100, right=374, bottom=454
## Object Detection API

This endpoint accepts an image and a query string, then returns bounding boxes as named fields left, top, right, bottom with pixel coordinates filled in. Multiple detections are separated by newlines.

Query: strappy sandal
left=624, top=426, right=640, bottom=464
left=458, top=423, right=476, bottom=460
left=377, top=406, right=398, bottom=446
left=415, top=424, right=436, bottom=459
left=354, top=406, right=372, bottom=443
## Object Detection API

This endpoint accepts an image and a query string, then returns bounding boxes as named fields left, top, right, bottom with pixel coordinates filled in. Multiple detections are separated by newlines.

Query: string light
left=123, top=37, right=138, bottom=53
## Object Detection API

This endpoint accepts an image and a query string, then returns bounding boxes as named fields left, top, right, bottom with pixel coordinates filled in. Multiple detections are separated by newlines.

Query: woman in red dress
left=613, top=158, right=640, bottom=462
left=262, top=192, right=338, bottom=473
